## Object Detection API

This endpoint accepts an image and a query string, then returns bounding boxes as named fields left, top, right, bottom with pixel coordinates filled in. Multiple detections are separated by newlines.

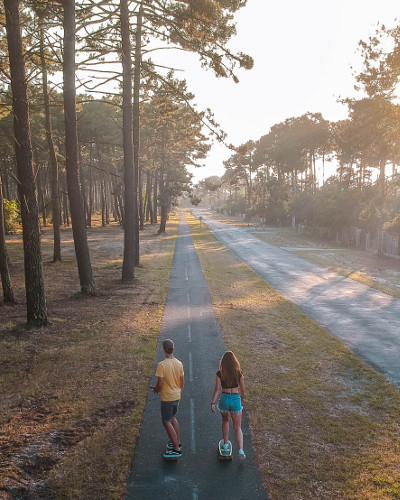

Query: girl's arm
left=239, top=375, right=245, bottom=400
left=211, top=375, right=221, bottom=413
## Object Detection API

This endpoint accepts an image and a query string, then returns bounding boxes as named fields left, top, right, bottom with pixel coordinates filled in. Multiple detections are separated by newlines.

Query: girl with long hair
left=211, top=351, right=246, bottom=459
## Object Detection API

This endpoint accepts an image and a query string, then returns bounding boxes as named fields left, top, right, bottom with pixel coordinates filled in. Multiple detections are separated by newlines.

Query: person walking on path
left=211, top=351, right=246, bottom=460
left=153, top=339, right=184, bottom=458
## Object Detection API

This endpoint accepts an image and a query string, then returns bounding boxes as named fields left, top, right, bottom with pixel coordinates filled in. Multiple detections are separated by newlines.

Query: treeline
left=0, top=0, right=253, bottom=324
left=194, top=24, right=400, bottom=250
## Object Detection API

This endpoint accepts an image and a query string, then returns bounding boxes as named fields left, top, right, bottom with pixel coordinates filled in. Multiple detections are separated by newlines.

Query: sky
left=153, top=0, right=400, bottom=183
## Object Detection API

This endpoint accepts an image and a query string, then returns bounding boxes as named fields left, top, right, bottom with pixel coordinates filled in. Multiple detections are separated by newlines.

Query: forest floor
left=0, top=216, right=178, bottom=500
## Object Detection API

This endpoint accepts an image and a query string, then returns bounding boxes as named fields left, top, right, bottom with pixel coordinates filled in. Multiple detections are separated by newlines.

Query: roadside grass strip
left=0, top=216, right=178, bottom=499
left=292, top=255, right=400, bottom=300
left=250, top=226, right=400, bottom=300
left=186, top=211, right=400, bottom=500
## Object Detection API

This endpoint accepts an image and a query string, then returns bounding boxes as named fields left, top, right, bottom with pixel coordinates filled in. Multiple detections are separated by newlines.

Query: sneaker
left=166, top=441, right=182, bottom=451
left=223, top=443, right=230, bottom=451
left=238, top=449, right=246, bottom=460
left=163, top=449, right=182, bottom=458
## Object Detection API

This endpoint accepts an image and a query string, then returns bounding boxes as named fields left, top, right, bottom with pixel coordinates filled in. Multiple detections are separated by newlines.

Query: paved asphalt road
left=193, top=209, right=400, bottom=390
left=126, top=213, right=269, bottom=499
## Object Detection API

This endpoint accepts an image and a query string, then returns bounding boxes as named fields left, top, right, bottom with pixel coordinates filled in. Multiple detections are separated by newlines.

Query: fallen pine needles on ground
left=0, top=215, right=178, bottom=499
left=187, top=211, right=400, bottom=500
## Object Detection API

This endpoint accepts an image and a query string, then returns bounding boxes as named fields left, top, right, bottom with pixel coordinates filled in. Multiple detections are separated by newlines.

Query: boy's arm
left=180, top=375, right=184, bottom=390
left=153, top=376, right=163, bottom=393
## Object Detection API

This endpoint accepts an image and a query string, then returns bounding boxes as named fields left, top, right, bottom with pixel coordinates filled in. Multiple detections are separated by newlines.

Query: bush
left=3, top=198, right=20, bottom=233
left=384, top=214, right=400, bottom=234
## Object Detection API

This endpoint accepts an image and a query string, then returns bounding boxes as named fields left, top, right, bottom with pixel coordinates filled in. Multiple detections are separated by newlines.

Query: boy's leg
left=161, top=401, right=180, bottom=451
left=163, top=421, right=180, bottom=450
left=171, top=416, right=180, bottom=445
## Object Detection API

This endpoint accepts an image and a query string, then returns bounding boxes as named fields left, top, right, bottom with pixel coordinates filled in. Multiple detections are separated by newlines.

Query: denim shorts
left=161, top=400, right=179, bottom=422
left=218, top=393, right=242, bottom=413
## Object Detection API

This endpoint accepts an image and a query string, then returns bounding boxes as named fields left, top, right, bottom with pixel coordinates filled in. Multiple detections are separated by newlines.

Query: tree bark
left=158, top=172, right=168, bottom=234
left=153, top=169, right=158, bottom=224
left=133, top=6, right=143, bottom=256
left=121, top=0, right=136, bottom=281
left=63, top=0, right=95, bottom=295
left=40, top=23, right=61, bottom=261
left=0, top=174, right=14, bottom=303
left=4, top=0, right=47, bottom=324
left=146, top=169, right=153, bottom=223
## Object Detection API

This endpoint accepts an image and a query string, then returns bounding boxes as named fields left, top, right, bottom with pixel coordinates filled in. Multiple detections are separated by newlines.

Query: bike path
left=193, top=209, right=400, bottom=390
left=126, top=213, right=269, bottom=499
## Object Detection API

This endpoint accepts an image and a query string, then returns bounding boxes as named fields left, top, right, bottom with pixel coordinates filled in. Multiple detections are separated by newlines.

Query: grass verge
left=207, top=211, right=400, bottom=299
left=0, top=215, right=178, bottom=499
left=186, top=211, right=400, bottom=500
left=292, top=253, right=400, bottom=300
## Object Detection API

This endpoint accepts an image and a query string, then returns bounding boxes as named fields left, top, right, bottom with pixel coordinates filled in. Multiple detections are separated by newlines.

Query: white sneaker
left=238, top=449, right=246, bottom=460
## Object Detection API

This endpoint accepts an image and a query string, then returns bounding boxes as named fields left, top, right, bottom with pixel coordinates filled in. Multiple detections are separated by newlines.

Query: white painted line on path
left=187, top=307, right=190, bottom=318
left=192, top=486, right=199, bottom=500
left=190, top=399, right=196, bottom=453
left=189, top=352, right=193, bottom=382
left=187, top=290, right=190, bottom=304
left=188, top=324, right=192, bottom=343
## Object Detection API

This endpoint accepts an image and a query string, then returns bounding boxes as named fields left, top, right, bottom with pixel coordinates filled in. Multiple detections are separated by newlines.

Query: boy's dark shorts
left=161, top=400, right=179, bottom=422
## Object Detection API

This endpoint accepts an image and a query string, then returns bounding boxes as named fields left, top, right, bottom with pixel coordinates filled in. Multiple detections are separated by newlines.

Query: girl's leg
left=221, top=411, right=230, bottom=443
left=231, top=411, right=243, bottom=450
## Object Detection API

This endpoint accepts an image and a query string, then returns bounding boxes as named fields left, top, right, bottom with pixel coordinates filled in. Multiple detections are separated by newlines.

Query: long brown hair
left=220, top=351, right=241, bottom=387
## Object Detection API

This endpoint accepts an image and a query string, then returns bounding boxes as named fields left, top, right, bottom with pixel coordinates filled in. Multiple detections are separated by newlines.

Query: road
left=193, top=209, right=400, bottom=390
left=126, top=213, right=269, bottom=499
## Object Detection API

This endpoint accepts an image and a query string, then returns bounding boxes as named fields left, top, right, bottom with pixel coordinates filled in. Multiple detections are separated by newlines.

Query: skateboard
left=218, top=439, right=232, bottom=461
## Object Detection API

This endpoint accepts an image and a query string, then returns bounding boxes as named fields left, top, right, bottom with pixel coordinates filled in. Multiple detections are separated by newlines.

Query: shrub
left=3, top=198, right=20, bottom=233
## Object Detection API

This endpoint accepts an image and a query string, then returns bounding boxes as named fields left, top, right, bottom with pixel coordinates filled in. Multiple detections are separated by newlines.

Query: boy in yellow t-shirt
left=153, top=339, right=184, bottom=458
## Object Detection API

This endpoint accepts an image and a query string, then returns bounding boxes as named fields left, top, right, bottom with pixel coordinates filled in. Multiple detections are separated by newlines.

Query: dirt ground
left=0, top=218, right=176, bottom=499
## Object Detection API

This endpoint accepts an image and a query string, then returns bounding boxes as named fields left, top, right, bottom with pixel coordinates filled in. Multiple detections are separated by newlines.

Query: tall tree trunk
left=153, top=169, right=158, bottom=224
left=0, top=174, right=14, bottom=303
left=146, top=169, right=153, bottom=223
left=101, top=174, right=106, bottom=227
left=40, top=23, right=61, bottom=261
left=138, top=163, right=144, bottom=229
left=63, top=0, right=95, bottom=295
left=37, top=167, right=47, bottom=227
left=62, top=176, right=69, bottom=226
left=4, top=0, right=47, bottom=325
left=121, top=0, right=136, bottom=281
left=158, top=171, right=168, bottom=234
left=133, top=6, right=143, bottom=256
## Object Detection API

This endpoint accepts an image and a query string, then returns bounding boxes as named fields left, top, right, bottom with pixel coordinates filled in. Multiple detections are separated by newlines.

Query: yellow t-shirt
left=156, top=357, right=184, bottom=402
